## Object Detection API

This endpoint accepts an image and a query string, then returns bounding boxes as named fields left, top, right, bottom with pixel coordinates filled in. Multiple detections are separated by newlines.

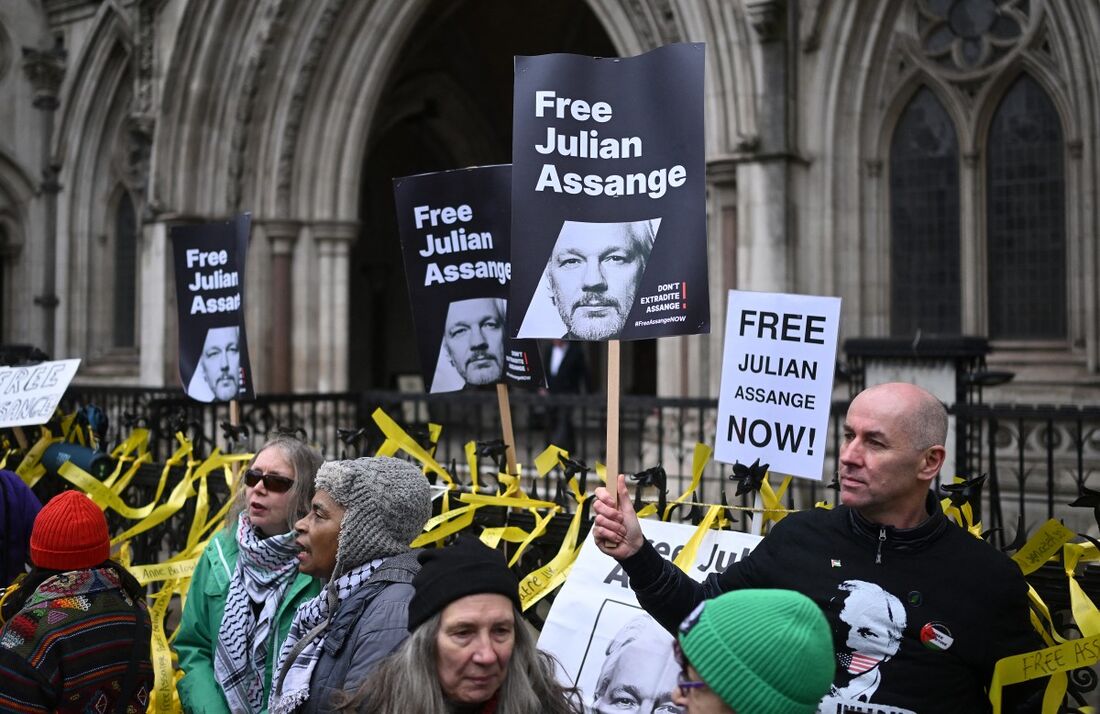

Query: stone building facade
left=1, top=0, right=1097, bottom=402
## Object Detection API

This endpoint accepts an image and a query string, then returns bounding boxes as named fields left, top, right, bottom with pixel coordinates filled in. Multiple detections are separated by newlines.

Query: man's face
left=593, top=630, right=681, bottom=714
left=837, top=583, right=905, bottom=664
left=444, top=299, right=504, bottom=386
left=837, top=388, right=927, bottom=521
left=200, top=326, right=240, bottom=400
left=547, top=222, right=647, bottom=340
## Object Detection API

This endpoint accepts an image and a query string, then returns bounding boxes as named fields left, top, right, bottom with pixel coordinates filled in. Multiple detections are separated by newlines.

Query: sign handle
left=606, top=339, right=621, bottom=507
left=749, top=492, right=765, bottom=536
left=495, top=383, right=519, bottom=477
left=12, top=426, right=28, bottom=450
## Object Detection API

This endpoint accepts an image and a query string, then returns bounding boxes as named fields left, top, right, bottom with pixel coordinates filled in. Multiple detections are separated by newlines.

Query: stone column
left=21, top=42, right=66, bottom=356
left=313, top=222, right=357, bottom=392
left=264, top=220, right=300, bottom=392
left=139, top=221, right=172, bottom=386
left=736, top=0, right=793, bottom=295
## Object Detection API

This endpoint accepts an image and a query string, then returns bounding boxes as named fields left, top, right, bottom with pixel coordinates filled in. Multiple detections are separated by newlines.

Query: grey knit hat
left=314, top=456, right=431, bottom=578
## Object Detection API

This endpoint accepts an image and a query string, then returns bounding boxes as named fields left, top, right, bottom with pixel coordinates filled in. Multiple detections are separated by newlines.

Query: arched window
left=889, top=86, right=961, bottom=336
left=113, top=191, right=137, bottom=348
left=986, top=74, right=1065, bottom=339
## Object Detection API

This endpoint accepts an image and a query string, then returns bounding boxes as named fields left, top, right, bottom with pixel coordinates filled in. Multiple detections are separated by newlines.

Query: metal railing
left=56, top=386, right=1100, bottom=539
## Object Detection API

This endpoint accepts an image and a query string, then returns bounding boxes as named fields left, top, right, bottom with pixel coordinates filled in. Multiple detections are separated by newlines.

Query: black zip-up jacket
left=620, top=494, right=1044, bottom=713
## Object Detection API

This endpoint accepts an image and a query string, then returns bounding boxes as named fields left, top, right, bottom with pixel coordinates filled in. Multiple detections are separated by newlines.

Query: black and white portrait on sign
left=517, top=218, right=659, bottom=340
left=186, top=325, right=243, bottom=402
left=393, top=165, right=545, bottom=394
left=432, top=297, right=507, bottom=392
left=509, top=44, right=708, bottom=341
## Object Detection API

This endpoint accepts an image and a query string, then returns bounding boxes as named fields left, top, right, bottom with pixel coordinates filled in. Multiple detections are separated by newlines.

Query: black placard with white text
left=394, top=165, right=545, bottom=393
left=510, top=44, right=708, bottom=341
left=170, top=215, right=254, bottom=402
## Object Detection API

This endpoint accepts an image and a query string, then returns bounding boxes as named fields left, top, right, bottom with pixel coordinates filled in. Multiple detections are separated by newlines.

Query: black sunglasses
left=244, top=469, right=295, bottom=493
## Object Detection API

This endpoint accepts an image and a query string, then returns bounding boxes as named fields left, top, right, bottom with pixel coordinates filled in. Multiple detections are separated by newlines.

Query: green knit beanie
left=677, top=589, right=834, bottom=714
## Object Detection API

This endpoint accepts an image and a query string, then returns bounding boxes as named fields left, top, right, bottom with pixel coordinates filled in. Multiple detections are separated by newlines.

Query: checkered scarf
left=212, top=513, right=300, bottom=713
left=270, top=559, right=383, bottom=714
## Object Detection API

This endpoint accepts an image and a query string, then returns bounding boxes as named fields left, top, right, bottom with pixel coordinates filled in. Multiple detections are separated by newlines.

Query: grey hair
left=226, top=434, right=324, bottom=533
left=339, top=609, right=583, bottom=714
left=622, top=218, right=659, bottom=261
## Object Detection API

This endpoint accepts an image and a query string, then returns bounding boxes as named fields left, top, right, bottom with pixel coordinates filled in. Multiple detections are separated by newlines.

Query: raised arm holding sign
left=593, top=381, right=1047, bottom=712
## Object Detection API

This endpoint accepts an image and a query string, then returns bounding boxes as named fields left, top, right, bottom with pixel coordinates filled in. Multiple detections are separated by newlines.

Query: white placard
left=714, top=290, right=841, bottom=480
left=0, top=359, right=81, bottom=428
left=538, top=520, right=761, bottom=710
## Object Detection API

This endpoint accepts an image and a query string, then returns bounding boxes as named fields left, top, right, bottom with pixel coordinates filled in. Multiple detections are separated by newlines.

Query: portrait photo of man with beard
left=519, top=218, right=660, bottom=341
left=186, top=325, right=243, bottom=402
left=433, top=297, right=506, bottom=391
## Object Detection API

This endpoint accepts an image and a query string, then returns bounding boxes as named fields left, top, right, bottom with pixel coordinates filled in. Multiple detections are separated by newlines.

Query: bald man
left=592, top=383, right=1043, bottom=713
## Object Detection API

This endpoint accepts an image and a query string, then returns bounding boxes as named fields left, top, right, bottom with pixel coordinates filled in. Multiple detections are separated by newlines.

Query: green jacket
left=174, top=527, right=321, bottom=714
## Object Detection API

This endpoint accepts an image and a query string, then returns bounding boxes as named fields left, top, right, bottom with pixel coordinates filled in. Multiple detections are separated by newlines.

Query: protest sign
left=715, top=290, right=841, bottom=479
left=0, top=359, right=81, bottom=428
left=538, top=520, right=761, bottom=709
left=393, top=165, right=544, bottom=394
left=510, top=43, right=708, bottom=342
left=170, top=214, right=254, bottom=403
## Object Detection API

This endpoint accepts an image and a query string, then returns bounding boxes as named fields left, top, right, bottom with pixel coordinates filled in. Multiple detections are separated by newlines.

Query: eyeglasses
left=673, top=640, right=709, bottom=696
left=243, top=469, right=295, bottom=493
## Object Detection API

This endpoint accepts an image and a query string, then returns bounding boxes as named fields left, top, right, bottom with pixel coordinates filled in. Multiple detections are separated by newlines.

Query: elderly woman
left=672, top=589, right=833, bottom=713
left=344, top=535, right=582, bottom=714
left=175, top=435, right=324, bottom=713
left=270, top=456, right=431, bottom=713
left=0, top=490, right=153, bottom=712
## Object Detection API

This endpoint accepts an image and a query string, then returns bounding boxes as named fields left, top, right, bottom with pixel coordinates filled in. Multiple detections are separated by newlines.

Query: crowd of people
left=0, top=382, right=1052, bottom=712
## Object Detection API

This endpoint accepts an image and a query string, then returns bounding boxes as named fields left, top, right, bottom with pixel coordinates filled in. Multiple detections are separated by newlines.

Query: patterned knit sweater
left=0, top=567, right=153, bottom=713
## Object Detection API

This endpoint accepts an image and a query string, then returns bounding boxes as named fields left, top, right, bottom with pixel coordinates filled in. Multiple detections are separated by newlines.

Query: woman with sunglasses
left=672, top=589, right=833, bottom=714
left=176, top=435, right=324, bottom=714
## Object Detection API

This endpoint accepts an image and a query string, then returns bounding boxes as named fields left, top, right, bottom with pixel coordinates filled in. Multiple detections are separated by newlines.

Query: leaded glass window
left=890, top=87, right=961, bottom=336
left=986, top=74, right=1064, bottom=339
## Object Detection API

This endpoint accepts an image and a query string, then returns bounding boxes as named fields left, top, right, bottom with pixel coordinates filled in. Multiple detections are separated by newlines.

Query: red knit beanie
left=30, top=491, right=110, bottom=570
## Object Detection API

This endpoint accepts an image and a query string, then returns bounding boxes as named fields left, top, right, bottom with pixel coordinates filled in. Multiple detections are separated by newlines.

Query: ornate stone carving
left=228, top=0, right=295, bottom=211
left=122, top=113, right=154, bottom=192
left=743, top=0, right=786, bottom=42
left=276, top=0, right=347, bottom=209
left=622, top=0, right=683, bottom=50
left=135, top=0, right=157, bottom=116
left=21, top=40, right=67, bottom=111
left=911, top=0, right=1039, bottom=84
left=0, top=21, right=11, bottom=83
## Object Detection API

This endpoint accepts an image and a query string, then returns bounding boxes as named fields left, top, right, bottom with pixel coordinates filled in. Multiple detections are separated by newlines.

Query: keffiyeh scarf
left=270, top=558, right=384, bottom=714
left=213, top=513, right=300, bottom=713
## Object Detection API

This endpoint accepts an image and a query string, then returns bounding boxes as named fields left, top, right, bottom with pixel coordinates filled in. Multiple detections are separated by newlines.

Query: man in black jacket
left=592, top=382, right=1044, bottom=713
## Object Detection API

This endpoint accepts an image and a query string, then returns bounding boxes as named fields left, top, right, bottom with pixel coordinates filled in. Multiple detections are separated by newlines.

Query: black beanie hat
left=408, top=535, right=521, bottom=631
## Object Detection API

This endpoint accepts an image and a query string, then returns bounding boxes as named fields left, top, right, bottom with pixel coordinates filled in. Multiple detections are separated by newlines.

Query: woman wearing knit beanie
left=0, top=490, right=153, bottom=712
left=270, top=456, right=432, bottom=714
left=673, top=589, right=834, bottom=713
left=175, top=434, right=324, bottom=714
left=340, top=535, right=583, bottom=714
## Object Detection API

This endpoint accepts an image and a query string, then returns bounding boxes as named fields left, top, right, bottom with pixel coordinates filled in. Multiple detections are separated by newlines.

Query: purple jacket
left=1, top=469, right=41, bottom=586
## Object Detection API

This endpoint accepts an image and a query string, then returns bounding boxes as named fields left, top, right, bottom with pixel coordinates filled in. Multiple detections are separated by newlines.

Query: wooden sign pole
left=606, top=340, right=621, bottom=506
left=495, top=383, right=519, bottom=477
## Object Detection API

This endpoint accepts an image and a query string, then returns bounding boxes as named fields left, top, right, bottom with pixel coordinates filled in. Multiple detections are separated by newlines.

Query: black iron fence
left=55, top=386, right=1100, bottom=541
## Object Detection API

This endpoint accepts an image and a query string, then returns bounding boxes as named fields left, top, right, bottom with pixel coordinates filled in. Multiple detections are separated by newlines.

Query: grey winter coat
left=296, top=551, right=419, bottom=714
